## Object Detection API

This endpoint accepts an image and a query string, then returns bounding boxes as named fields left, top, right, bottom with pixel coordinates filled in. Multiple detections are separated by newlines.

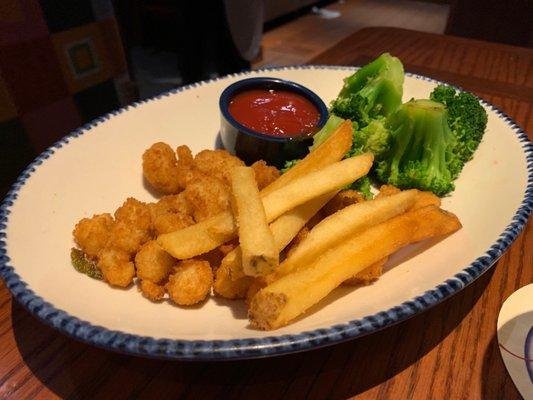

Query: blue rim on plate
left=0, top=66, right=532, bottom=361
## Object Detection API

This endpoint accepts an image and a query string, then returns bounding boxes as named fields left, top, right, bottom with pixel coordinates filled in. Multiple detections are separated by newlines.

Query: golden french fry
left=213, top=250, right=253, bottom=299
left=157, top=212, right=236, bottom=259
left=262, top=153, right=374, bottom=221
left=343, top=257, right=388, bottom=285
left=249, top=205, right=462, bottom=330
left=228, top=192, right=336, bottom=281
left=410, top=190, right=441, bottom=209
left=230, top=166, right=278, bottom=276
left=275, top=189, right=418, bottom=279
left=260, top=120, right=353, bottom=196
left=160, top=153, right=371, bottom=261
left=158, top=122, right=354, bottom=259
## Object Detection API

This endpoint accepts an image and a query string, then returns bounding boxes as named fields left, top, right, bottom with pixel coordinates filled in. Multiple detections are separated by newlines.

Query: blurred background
left=0, top=0, right=531, bottom=197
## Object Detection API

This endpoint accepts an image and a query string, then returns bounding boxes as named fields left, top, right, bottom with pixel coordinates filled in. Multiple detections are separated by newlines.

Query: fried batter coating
left=142, top=142, right=181, bottom=194
left=152, top=212, right=195, bottom=235
left=183, top=174, right=231, bottom=222
left=135, top=240, right=175, bottom=283
left=115, top=198, right=152, bottom=231
left=98, top=246, right=135, bottom=287
left=176, top=145, right=194, bottom=167
left=251, top=160, right=280, bottom=190
left=73, top=213, right=114, bottom=259
left=108, top=198, right=153, bottom=254
left=106, top=220, right=151, bottom=255
left=154, top=193, right=193, bottom=216
left=166, top=260, right=213, bottom=305
left=213, top=255, right=252, bottom=299
left=139, top=279, right=166, bottom=301
left=193, top=149, right=244, bottom=186
left=375, top=184, right=401, bottom=198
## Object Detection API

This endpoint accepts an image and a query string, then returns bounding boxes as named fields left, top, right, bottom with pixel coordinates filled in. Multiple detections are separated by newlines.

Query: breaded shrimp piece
left=142, top=142, right=181, bottom=194
left=139, top=280, right=166, bottom=301
left=152, top=212, right=195, bottom=235
left=106, top=221, right=151, bottom=255
left=98, top=246, right=135, bottom=287
left=193, top=149, right=244, bottom=186
left=139, top=279, right=166, bottom=301
left=176, top=145, right=194, bottom=167
left=73, top=213, right=114, bottom=259
left=166, top=260, right=213, bottom=305
left=175, top=145, right=198, bottom=188
left=135, top=240, right=175, bottom=283
left=149, top=193, right=193, bottom=220
left=250, top=160, right=280, bottom=190
left=183, top=174, right=231, bottom=222
left=109, top=198, right=153, bottom=254
left=115, top=198, right=152, bottom=231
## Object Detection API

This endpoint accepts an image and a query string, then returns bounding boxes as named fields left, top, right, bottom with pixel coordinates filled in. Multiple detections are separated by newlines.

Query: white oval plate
left=1, top=66, right=531, bottom=360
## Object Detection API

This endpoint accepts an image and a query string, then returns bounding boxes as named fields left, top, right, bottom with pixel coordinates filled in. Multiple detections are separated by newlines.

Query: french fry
left=339, top=189, right=440, bottom=286
left=343, top=257, right=388, bottom=285
left=158, top=122, right=353, bottom=259
left=274, top=189, right=419, bottom=279
left=160, top=154, right=371, bottom=260
left=261, top=153, right=374, bottom=221
left=213, top=250, right=253, bottom=299
left=228, top=192, right=336, bottom=281
left=249, top=205, right=462, bottom=330
left=260, top=120, right=353, bottom=196
left=158, top=212, right=236, bottom=259
left=230, top=166, right=278, bottom=276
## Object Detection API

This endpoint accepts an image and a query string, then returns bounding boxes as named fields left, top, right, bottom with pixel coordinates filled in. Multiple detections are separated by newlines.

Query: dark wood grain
left=0, top=27, right=531, bottom=399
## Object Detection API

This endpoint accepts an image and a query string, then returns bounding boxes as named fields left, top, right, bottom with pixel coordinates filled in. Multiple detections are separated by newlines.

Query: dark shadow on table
left=11, top=266, right=495, bottom=400
left=481, top=317, right=528, bottom=399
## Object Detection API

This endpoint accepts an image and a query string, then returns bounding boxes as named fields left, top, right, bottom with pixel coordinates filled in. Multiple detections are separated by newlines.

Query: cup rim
left=219, top=77, right=329, bottom=143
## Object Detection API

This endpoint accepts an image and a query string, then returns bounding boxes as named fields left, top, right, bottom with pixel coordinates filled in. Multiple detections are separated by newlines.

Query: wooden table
left=0, top=27, right=531, bottom=399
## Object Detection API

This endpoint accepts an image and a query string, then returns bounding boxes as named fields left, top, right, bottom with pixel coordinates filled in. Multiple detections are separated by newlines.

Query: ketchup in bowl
left=219, top=77, right=328, bottom=167
left=228, top=89, right=321, bottom=137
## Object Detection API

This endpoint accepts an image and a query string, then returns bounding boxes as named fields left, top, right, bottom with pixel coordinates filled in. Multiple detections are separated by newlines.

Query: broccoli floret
left=348, top=118, right=391, bottom=160
left=430, top=85, right=487, bottom=173
left=346, top=176, right=373, bottom=200
left=375, top=99, right=459, bottom=196
left=331, top=53, right=404, bottom=127
left=309, top=114, right=345, bottom=151
left=281, top=159, right=300, bottom=174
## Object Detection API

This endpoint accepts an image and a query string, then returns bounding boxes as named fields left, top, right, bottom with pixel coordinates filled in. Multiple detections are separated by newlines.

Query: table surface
left=1, top=27, right=531, bottom=399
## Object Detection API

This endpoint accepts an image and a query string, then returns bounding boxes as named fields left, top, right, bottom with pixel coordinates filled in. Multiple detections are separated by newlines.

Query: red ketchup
left=228, top=89, right=320, bottom=137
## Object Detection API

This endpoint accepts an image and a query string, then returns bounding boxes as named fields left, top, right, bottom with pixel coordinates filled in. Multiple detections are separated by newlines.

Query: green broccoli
left=347, top=118, right=391, bottom=160
left=71, top=248, right=103, bottom=280
left=375, top=99, right=459, bottom=196
left=345, top=175, right=373, bottom=200
left=330, top=53, right=404, bottom=127
left=281, top=158, right=300, bottom=174
left=430, top=85, right=487, bottom=176
left=308, top=114, right=345, bottom=152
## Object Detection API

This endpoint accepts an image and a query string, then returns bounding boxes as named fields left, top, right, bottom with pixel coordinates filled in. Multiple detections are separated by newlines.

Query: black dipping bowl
left=219, top=77, right=328, bottom=168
